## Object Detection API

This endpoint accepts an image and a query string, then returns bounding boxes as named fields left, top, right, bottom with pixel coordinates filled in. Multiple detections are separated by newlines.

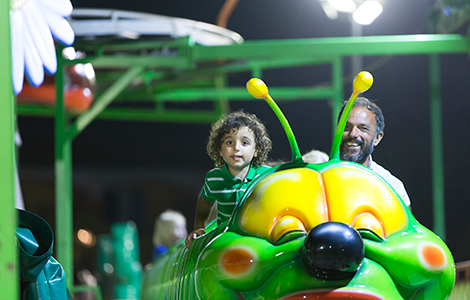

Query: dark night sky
left=16, top=0, right=470, bottom=265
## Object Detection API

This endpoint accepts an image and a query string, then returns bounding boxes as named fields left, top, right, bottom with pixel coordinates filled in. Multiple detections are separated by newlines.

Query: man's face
left=340, top=106, right=383, bottom=165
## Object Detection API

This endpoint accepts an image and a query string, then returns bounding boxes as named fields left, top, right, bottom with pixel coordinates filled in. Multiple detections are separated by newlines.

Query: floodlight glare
left=327, top=0, right=357, bottom=13
left=352, top=1, right=383, bottom=25
left=320, top=0, right=339, bottom=19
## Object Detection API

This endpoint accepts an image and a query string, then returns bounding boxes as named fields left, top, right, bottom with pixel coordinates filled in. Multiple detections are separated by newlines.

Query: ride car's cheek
left=219, top=247, right=256, bottom=276
left=418, top=242, right=447, bottom=270
left=322, top=166, right=408, bottom=238
left=239, top=169, right=328, bottom=243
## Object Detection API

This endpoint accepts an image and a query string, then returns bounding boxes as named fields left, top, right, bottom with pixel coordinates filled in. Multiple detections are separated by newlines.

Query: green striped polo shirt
left=201, top=164, right=271, bottom=224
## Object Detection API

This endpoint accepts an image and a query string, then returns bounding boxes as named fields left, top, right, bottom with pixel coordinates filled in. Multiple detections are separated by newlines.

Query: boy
left=185, top=110, right=272, bottom=247
left=152, top=210, right=187, bottom=259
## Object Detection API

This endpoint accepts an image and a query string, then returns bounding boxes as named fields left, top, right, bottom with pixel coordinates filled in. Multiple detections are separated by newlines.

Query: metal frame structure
left=4, top=10, right=470, bottom=296
left=0, top=0, right=18, bottom=297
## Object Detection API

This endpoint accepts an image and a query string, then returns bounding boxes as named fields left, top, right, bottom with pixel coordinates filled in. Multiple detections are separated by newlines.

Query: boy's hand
left=185, top=228, right=206, bottom=248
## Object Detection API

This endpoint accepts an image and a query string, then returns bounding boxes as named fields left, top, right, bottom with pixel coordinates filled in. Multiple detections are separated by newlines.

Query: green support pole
left=0, top=0, right=19, bottom=297
left=331, top=57, right=343, bottom=136
left=429, top=54, right=446, bottom=240
left=214, top=75, right=230, bottom=115
left=55, top=49, right=74, bottom=290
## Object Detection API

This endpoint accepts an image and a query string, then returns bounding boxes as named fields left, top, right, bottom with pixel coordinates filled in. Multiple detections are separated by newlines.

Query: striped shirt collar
left=221, top=163, right=257, bottom=182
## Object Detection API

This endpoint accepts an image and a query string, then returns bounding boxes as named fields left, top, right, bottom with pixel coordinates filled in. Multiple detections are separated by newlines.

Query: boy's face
left=220, top=126, right=258, bottom=176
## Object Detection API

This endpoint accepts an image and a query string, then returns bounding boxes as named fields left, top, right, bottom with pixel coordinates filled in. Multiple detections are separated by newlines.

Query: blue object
left=152, top=245, right=168, bottom=260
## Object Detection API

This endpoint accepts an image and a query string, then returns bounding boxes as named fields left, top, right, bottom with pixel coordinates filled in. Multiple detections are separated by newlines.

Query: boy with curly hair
left=185, top=110, right=272, bottom=247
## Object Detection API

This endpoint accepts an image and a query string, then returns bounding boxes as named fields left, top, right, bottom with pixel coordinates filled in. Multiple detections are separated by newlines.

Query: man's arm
left=185, top=194, right=214, bottom=248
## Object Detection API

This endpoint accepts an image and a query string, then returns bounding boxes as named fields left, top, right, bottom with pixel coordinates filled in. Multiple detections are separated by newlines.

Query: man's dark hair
left=338, top=97, right=385, bottom=135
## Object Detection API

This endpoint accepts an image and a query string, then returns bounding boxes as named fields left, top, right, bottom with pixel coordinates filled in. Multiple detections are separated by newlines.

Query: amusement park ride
left=2, top=0, right=470, bottom=299
left=140, top=72, right=456, bottom=300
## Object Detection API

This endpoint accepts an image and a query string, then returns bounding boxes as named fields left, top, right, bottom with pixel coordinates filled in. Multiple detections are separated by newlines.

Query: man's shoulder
left=370, top=160, right=392, bottom=177
left=369, top=158, right=411, bottom=206
left=370, top=160, right=403, bottom=184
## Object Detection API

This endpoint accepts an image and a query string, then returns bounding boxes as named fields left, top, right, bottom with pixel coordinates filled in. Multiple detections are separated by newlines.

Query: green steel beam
left=70, top=55, right=191, bottom=68
left=68, top=66, right=145, bottom=140
left=192, top=34, right=469, bottom=60
left=156, top=87, right=335, bottom=101
left=430, top=54, right=446, bottom=240
left=163, top=57, right=334, bottom=78
left=55, top=45, right=74, bottom=291
left=0, top=0, right=18, bottom=297
left=16, top=104, right=56, bottom=117
left=214, top=75, right=230, bottom=116
left=331, top=57, right=343, bottom=137
left=95, top=108, right=221, bottom=123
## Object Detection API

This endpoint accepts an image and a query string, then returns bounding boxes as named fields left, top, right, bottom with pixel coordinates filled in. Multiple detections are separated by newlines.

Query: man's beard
left=340, top=138, right=375, bottom=164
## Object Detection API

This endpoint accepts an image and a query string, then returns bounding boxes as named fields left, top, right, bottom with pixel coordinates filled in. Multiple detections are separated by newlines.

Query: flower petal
left=10, top=9, right=25, bottom=95
left=36, top=0, right=73, bottom=17
left=39, top=5, right=75, bottom=46
left=22, top=0, right=57, bottom=74
left=22, top=10, right=45, bottom=87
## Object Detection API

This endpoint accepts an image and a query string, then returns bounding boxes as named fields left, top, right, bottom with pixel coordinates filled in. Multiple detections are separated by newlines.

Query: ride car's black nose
left=301, top=221, right=364, bottom=280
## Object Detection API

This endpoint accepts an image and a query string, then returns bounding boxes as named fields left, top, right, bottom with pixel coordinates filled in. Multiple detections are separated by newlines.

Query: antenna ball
left=353, top=71, right=374, bottom=93
left=246, top=78, right=269, bottom=99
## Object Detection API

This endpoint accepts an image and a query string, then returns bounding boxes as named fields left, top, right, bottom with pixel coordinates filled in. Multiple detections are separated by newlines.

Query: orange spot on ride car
left=422, top=244, right=445, bottom=267
left=221, top=248, right=254, bottom=275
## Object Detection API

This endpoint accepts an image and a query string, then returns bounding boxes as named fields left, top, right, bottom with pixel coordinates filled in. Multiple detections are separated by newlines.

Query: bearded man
left=339, top=97, right=411, bottom=209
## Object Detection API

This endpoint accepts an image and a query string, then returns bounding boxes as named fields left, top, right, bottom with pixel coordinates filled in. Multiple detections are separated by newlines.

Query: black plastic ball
left=301, top=221, right=364, bottom=280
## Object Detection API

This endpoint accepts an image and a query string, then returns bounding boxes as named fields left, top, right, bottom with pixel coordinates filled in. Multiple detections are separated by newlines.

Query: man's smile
left=342, top=139, right=363, bottom=154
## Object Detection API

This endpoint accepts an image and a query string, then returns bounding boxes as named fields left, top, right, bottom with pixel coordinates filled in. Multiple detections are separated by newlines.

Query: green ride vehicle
left=141, top=72, right=455, bottom=300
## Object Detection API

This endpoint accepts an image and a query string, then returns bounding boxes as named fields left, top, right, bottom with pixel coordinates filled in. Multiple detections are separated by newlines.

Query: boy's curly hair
left=207, top=110, right=272, bottom=168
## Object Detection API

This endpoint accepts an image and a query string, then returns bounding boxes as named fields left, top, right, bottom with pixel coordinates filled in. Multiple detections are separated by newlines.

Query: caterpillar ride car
left=140, top=71, right=455, bottom=300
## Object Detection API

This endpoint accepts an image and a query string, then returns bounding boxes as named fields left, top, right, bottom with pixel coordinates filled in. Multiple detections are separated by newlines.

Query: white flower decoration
left=10, top=0, right=75, bottom=95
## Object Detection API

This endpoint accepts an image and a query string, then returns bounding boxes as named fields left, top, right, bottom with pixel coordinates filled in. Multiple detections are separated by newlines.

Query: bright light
left=62, top=47, right=77, bottom=60
left=327, top=0, right=357, bottom=13
left=77, top=229, right=96, bottom=247
left=320, top=0, right=338, bottom=19
left=83, top=63, right=96, bottom=82
left=352, top=1, right=383, bottom=25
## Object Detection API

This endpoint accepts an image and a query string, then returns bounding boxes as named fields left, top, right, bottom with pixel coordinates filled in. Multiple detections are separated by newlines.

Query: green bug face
left=193, top=161, right=455, bottom=300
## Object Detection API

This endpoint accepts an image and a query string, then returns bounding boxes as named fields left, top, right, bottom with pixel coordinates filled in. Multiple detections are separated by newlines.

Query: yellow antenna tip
left=246, top=78, right=269, bottom=99
left=353, top=71, right=374, bottom=94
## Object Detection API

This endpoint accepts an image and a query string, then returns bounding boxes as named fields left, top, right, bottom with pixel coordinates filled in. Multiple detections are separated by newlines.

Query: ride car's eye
left=323, top=165, right=408, bottom=239
left=238, top=168, right=328, bottom=243
left=353, top=212, right=384, bottom=238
